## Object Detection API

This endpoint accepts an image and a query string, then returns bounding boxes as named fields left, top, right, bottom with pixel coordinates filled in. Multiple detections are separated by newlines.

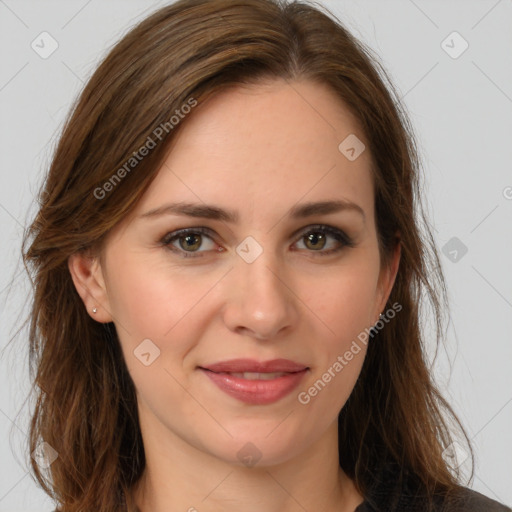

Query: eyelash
left=160, top=224, right=355, bottom=259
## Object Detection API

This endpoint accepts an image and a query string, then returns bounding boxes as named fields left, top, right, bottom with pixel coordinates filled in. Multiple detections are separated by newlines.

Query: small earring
left=92, top=307, right=98, bottom=314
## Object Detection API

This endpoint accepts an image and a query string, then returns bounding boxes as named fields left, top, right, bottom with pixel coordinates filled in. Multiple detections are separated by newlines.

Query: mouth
left=198, top=359, right=309, bottom=405
left=212, top=371, right=292, bottom=380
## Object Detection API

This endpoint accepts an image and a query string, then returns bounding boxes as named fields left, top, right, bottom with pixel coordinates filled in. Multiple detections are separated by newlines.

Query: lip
left=199, top=358, right=309, bottom=405
left=202, top=358, right=308, bottom=373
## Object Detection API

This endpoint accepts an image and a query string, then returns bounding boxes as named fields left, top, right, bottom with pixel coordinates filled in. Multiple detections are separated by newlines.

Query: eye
left=161, top=227, right=221, bottom=258
left=293, top=224, right=354, bottom=256
left=160, top=224, right=354, bottom=259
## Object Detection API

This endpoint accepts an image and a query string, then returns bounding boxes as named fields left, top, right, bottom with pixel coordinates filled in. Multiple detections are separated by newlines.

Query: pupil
left=182, top=234, right=200, bottom=250
left=307, top=233, right=325, bottom=250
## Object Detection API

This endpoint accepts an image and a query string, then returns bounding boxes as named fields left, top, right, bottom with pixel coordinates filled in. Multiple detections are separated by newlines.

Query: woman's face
left=72, top=79, right=399, bottom=467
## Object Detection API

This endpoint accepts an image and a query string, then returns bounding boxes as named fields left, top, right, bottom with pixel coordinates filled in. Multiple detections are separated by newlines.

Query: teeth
left=228, top=372, right=288, bottom=380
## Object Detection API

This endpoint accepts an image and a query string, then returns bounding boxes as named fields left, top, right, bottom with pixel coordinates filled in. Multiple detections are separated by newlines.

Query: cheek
left=106, top=254, right=213, bottom=337
left=104, top=255, right=215, bottom=384
left=296, top=254, right=379, bottom=402
left=106, top=261, right=211, bottom=411
left=304, top=256, right=380, bottom=344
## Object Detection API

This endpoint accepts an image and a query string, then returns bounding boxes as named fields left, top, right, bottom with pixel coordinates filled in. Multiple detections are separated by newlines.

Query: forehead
left=133, top=79, right=374, bottom=225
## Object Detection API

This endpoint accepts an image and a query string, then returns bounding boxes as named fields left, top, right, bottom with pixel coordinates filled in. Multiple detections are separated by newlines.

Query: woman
left=22, top=0, right=509, bottom=511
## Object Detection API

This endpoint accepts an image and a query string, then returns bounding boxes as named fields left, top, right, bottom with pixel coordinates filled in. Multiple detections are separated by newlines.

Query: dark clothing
left=353, top=461, right=510, bottom=511
left=355, top=486, right=510, bottom=511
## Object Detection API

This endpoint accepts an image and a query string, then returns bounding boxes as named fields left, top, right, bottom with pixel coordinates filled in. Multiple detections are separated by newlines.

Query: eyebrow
left=140, top=199, right=365, bottom=223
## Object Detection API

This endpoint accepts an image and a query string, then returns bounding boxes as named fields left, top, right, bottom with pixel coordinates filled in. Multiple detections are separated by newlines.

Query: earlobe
left=68, top=252, right=113, bottom=323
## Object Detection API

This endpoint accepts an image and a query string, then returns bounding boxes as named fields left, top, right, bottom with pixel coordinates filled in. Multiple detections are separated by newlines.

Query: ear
left=68, top=251, right=113, bottom=323
left=374, top=234, right=401, bottom=321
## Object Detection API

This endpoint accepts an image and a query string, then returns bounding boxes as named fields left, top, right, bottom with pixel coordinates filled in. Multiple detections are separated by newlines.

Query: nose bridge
left=223, top=235, right=297, bottom=339
left=239, top=248, right=282, bottom=301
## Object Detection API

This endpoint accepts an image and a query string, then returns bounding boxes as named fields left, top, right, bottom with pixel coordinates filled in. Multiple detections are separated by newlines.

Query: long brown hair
left=20, top=0, right=472, bottom=510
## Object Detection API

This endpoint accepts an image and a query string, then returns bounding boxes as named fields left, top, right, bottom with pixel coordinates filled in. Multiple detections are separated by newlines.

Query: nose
left=221, top=248, right=299, bottom=341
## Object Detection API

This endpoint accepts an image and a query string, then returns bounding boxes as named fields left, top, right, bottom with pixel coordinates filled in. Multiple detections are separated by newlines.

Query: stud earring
left=92, top=307, right=98, bottom=314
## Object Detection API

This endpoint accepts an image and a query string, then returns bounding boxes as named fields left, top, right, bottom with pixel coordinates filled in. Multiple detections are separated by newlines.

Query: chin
left=203, top=426, right=309, bottom=469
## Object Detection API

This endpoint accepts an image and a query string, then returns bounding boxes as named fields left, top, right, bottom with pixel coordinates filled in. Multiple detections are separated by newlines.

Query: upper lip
left=200, top=358, right=308, bottom=373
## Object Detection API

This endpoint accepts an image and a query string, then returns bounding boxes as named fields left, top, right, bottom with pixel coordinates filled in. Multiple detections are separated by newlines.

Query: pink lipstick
left=199, top=358, right=308, bottom=405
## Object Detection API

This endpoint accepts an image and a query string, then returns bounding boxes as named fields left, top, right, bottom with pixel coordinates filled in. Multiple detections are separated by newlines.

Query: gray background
left=1, top=0, right=511, bottom=510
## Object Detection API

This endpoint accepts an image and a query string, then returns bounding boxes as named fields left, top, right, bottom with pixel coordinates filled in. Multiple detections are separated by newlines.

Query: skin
left=69, top=78, right=400, bottom=512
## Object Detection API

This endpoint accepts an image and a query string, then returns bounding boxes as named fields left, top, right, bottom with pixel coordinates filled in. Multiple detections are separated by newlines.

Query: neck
left=130, top=411, right=364, bottom=512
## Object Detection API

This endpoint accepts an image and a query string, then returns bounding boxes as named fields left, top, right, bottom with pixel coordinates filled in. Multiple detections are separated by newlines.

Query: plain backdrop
left=0, top=0, right=511, bottom=510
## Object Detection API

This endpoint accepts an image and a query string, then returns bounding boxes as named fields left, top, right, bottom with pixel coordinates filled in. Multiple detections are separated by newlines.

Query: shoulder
left=355, top=461, right=510, bottom=512
left=356, top=484, right=510, bottom=512
left=442, top=486, right=511, bottom=512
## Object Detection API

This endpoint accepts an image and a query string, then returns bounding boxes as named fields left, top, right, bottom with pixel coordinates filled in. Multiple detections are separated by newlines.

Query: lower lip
left=200, top=368, right=308, bottom=405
